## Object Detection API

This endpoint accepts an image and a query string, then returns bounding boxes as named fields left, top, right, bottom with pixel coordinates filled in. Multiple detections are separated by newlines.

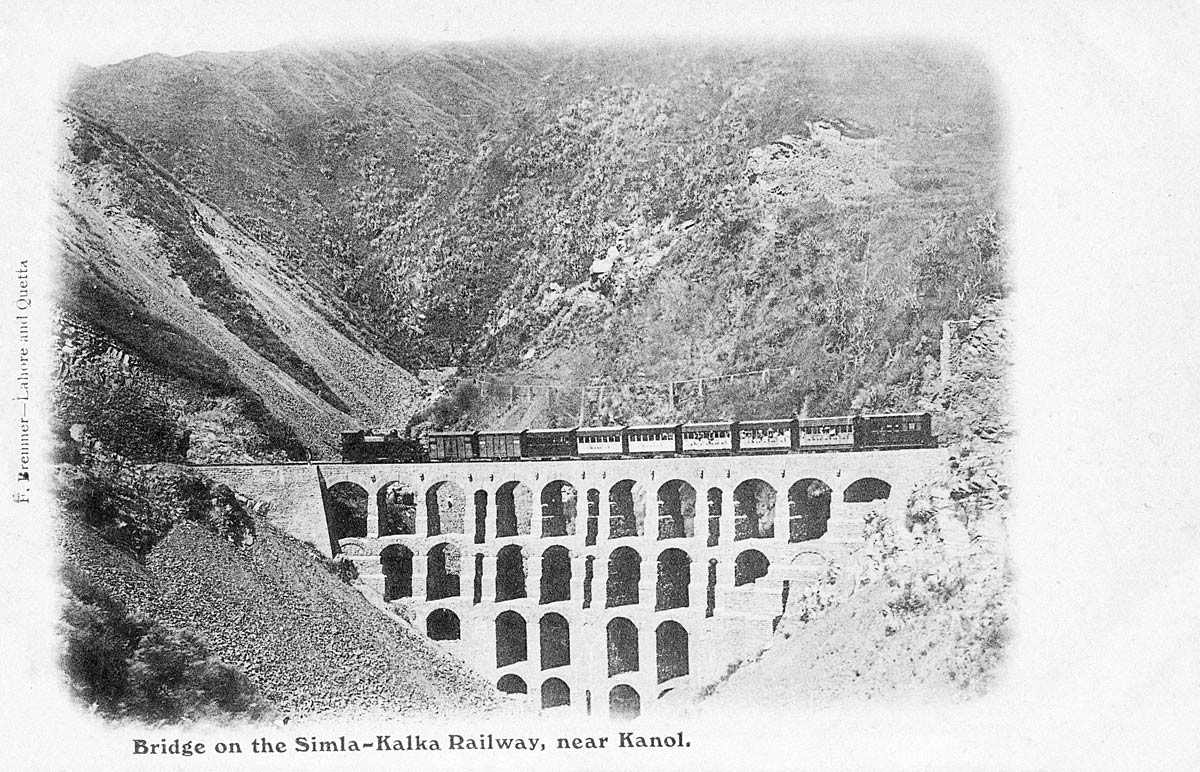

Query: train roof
left=860, top=411, right=931, bottom=419
left=625, top=423, right=682, bottom=431
left=682, top=421, right=735, bottom=430
left=797, top=415, right=855, bottom=426
left=738, top=418, right=796, bottom=427
left=476, top=428, right=527, bottom=436
left=427, top=430, right=478, bottom=437
left=524, top=427, right=577, bottom=435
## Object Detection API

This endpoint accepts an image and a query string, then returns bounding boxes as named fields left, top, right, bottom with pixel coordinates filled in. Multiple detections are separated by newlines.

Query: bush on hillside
left=60, top=571, right=271, bottom=723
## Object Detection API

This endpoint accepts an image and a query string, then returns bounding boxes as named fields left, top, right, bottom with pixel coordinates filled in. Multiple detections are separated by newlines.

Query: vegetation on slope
left=56, top=446, right=499, bottom=721
left=66, top=114, right=351, bottom=415
left=695, top=302, right=1011, bottom=708
left=61, top=569, right=271, bottom=723
left=70, top=41, right=1005, bottom=427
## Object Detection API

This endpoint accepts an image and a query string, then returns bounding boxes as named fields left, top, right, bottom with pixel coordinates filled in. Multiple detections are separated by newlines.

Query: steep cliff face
left=56, top=111, right=424, bottom=457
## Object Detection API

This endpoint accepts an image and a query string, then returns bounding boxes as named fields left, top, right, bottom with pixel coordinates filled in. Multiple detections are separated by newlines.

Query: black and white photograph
left=2, top=2, right=1198, bottom=770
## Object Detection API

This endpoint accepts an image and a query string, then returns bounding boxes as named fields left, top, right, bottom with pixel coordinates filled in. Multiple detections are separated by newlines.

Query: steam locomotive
left=341, top=412, right=935, bottom=463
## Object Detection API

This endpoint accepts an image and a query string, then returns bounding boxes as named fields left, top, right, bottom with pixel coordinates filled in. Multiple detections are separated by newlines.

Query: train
left=340, top=412, right=935, bottom=463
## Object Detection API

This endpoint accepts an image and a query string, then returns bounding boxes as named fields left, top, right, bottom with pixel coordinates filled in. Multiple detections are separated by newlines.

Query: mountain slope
left=68, top=41, right=1004, bottom=428
left=56, top=457, right=498, bottom=719
left=56, top=110, right=421, bottom=457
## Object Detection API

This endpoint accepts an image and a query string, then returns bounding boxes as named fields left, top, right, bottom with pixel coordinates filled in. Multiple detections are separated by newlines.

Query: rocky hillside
left=56, top=110, right=422, bottom=458
left=56, top=444, right=499, bottom=721
left=67, top=41, right=1004, bottom=430
left=691, top=302, right=1011, bottom=709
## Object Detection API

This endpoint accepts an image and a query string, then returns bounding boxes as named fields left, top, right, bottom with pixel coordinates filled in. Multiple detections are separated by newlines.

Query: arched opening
left=380, top=544, right=413, bottom=601
left=473, top=553, right=483, bottom=604
left=844, top=477, right=892, bottom=503
left=609, top=480, right=645, bottom=538
left=539, top=613, right=570, bottom=669
left=609, top=685, right=641, bottom=720
left=586, top=489, right=600, bottom=546
left=540, top=480, right=578, bottom=537
left=583, top=555, right=595, bottom=608
left=426, top=543, right=461, bottom=601
left=426, top=481, right=466, bottom=536
left=656, top=548, right=691, bottom=611
left=656, top=621, right=689, bottom=683
left=426, top=609, right=460, bottom=640
left=606, top=617, right=639, bottom=677
left=706, top=559, right=717, bottom=617
left=789, top=478, right=832, bottom=542
left=378, top=482, right=416, bottom=536
left=734, top=549, right=770, bottom=586
left=606, top=547, right=641, bottom=608
left=496, top=544, right=527, bottom=602
left=706, top=487, right=722, bottom=547
left=496, top=611, right=528, bottom=667
left=474, top=490, right=488, bottom=544
left=656, top=480, right=696, bottom=540
left=541, top=677, right=570, bottom=709
left=497, top=674, right=527, bottom=695
left=733, top=479, right=776, bottom=540
left=495, top=480, right=534, bottom=538
left=324, top=481, right=367, bottom=553
left=540, top=545, right=572, bottom=604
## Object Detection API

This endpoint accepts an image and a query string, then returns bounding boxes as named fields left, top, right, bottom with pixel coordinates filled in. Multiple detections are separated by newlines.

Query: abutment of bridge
left=199, top=448, right=944, bottom=718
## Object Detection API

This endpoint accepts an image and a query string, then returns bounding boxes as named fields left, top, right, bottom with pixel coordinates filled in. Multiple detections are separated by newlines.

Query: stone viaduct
left=201, top=447, right=942, bottom=719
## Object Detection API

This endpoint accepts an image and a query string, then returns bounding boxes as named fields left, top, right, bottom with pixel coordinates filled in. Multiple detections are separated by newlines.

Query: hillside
left=689, top=302, right=1011, bottom=710
left=56, top=110, right=422, bottom=459
left=68, top=41, right=1005, bottom=430
left=55, top=449, right=499, bottom=720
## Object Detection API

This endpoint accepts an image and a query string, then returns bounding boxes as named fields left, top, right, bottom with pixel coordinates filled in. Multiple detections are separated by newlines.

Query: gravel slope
left=58, top=498, right=499, bottom=720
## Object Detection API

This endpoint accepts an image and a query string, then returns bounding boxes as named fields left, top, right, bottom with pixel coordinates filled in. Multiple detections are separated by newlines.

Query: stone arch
left=706, top=487, right=723, bottom=547
left=656, top=548, right=691, bottom=611
left=789, top=478, right=832, bottom=542
left=496, top=611, right=528, bottom=667
left=540, top=480, right=578, bottom=537
left=324, top=481, right=367, bottom=553
left=733, top=479, right=776, bottom=540
left=606, top=546, right=641, bottom=608
left=497, top=674, right=527, bottom=694
left=426, top=543, right=461, bottom=601
left=609, top=479, right=646, bottom=538
left=656, top=620, right=689, bottom=683
left=426, top=608, right=460, bottom=640
left=473, top=490, right=488, bottom=544
left=539, top=612, right=570, bottom=670
left=540, top=545, right=572, bottom=604
left=541, top=677, right=570, bottom=709
left=377, top=482, right=416, bottom=536
left=496, top=480, right=534, bottom=538
left=844, top=477, right=892, bottom=503
left=380, top=544, right=413, bottom=601
left=609, top=684, right=641, bottom=720
left=656, top=479, right=696, bottom=540
left=426, top=480, right=466, bottom=536
left=734, top=549, right=770, bottom=586
left=606, top=617, right=639, bottom=677
left=585, top=488, right=600, bottom=546
left=496, top=544, right=527, bottom=602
